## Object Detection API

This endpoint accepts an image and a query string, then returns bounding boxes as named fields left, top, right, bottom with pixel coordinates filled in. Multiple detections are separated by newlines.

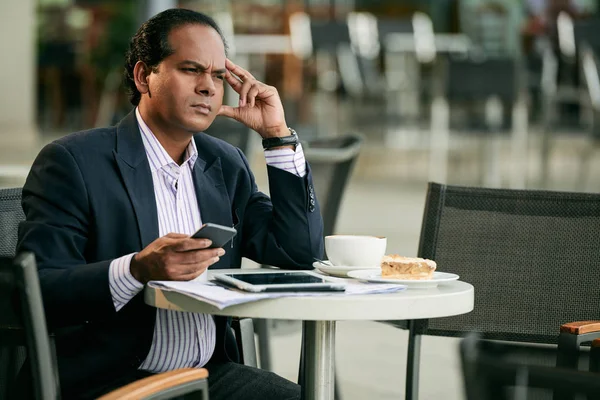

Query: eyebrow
left=179, top=60, right=226, bottom=74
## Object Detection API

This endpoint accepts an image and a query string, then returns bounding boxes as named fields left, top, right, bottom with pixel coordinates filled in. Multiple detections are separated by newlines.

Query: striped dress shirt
left=108, top=108, right=306, bottom=372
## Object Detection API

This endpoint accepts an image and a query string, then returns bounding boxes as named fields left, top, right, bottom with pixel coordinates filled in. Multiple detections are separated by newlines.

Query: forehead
left=166, top=24, right=226, bottom=66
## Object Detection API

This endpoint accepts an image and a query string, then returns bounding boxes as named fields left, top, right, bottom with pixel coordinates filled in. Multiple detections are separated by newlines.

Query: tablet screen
left=223, top=272, right=327, bottom=285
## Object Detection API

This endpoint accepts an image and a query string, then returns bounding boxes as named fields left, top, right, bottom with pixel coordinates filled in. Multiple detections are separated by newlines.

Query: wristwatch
left=262, top=127, right=298, bottom=150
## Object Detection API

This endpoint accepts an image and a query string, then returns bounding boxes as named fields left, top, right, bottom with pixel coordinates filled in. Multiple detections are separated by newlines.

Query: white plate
left=312, top=261, right=379, bottom=277
left=346, top=270, right=459, bottom=289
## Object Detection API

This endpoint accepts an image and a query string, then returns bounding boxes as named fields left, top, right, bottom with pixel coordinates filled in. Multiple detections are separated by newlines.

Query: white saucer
left=312, top=261, right=379, bottom=278
left=346, top=270, right=459, bottom=289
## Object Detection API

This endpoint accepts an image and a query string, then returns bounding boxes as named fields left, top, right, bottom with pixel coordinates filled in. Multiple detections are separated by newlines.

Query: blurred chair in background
left=254, top=135, right=362, bottom=394
left=290, top=12, right=351, bottom=138
left=389, top=182, right=600, bottom=400
left=577, top=45, right=600, bottom=191
left=541, top=15, right=600, bottom=188
left=460, top=334, right=600, bottom=400
left=429, top=55, right=528, bottom=188
left=0, top=253, right=211, bottom=400
left=469, top=2, right=511, bottom=58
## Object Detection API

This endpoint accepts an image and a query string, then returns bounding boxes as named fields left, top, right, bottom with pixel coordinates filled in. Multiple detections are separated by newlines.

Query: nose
left=195, top=72, right=216, bottom=97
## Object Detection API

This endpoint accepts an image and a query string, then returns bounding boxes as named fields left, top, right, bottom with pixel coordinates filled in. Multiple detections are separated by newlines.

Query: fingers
left=217, top=105, right=237, bottom=119
left=169, top=237, right=212, bottom=252
left=175, top=248, right=225, bottom=265
left=226, top=59, right=255, bottom=83
left=163, top=248, right=224, bottom=280
left=224, top=71, right=242, bottom=93
left=168, top=257, right=218, bottom=281
left=247, top=85, right=260, bottom=108
left=238, top=80, right=253, bottom=107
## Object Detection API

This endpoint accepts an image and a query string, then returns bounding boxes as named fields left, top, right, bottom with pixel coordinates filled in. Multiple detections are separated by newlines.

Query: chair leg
left=554, top=331, right=580, bottom=400
left=254, top=319, right=272, bottom=371
left=590, top=338, right=600, bottom=373
left=405, top=320, right=427, bottom=400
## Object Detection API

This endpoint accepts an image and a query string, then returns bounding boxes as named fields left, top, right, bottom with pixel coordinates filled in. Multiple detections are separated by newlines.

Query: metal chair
left=0, top=188, right=246, bottom=398
left=539, top=16, right=600, bottom=187
left=393, top=182, right=600, bottom=400
left=253, top=135, right=362, bottom=399
left=0, top=187, right=24, bottom=257
left=429, top=56, right=528, bottom=188
left=0, top=187, right=27, bottom=398
left=461, top=334, right=600, bottom=400
left=0, top=253, right=210, bottom=399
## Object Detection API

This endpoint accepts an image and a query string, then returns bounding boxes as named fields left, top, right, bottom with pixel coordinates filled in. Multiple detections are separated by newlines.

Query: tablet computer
left=211, top=271, right=346, bottom=293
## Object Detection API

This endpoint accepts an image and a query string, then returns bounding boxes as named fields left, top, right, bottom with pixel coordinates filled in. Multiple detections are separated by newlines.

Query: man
left=17, top=8, right=323, bottom=400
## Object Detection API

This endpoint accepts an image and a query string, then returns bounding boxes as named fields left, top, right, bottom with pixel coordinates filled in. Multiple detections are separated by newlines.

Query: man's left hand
left=218, top=59, right=289, bottom=138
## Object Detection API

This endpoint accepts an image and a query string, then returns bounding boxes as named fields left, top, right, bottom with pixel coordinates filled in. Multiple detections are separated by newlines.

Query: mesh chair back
left=0, top=188, right=24, bottom=258
left=203, top=118, right=252, bottom=159
left=419, top=182, right=600, bottom=344
left=0, top=254, right=59, bottom=400
left=377, top=17, right=413, bottom=39
left=310, top=20, right=351, bottom=52
left=444, top=57, right=518, bottom=104
left=303, top=135, right=362, bottom=237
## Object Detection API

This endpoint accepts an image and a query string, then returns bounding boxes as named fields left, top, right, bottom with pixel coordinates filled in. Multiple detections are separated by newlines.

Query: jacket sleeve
left=236, top=148, right=324, bottom=269
left=17, top=142, right=117, bottom=327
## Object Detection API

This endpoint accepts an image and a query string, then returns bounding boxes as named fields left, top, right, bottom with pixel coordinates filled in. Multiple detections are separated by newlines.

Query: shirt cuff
left=264, top=143, right=307, bottom=178
left=108, top=253, right=144, bottom=312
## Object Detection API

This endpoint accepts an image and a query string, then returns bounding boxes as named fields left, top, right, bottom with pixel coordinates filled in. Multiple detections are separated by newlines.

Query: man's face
left=142, top=24, right=226, bottom=134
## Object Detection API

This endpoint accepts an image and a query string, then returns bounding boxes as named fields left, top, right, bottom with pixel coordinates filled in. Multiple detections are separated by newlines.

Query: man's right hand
left=130, top=233, right=225, bottom=284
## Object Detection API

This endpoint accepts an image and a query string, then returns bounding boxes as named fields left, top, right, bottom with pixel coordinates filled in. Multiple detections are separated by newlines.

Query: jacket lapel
left=113, top=111, right=159, bottom=249
left=193, top=136, right=233, bottom=228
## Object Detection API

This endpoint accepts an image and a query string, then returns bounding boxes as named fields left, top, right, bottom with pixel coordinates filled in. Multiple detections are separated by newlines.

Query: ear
left=133, top=61, right=152, bottom=95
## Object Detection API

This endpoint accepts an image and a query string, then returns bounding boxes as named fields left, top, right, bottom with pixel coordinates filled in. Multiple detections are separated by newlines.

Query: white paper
left=148, top=280, right=406, bottom=310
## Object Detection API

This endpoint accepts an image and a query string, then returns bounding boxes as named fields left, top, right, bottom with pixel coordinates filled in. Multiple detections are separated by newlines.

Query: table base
left=302, top=320, right=336, bottom=400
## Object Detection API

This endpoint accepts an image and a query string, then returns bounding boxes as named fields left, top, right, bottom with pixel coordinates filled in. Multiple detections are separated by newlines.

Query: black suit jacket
left=17, top=111, right=324, bottom=397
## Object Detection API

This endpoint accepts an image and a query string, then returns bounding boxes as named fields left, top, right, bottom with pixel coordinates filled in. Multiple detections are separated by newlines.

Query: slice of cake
left=380, top=255, right=436, bottom=280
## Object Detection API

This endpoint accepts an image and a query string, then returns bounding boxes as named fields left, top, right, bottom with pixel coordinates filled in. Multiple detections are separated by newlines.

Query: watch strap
left=262, top=128, right=298, bottom=150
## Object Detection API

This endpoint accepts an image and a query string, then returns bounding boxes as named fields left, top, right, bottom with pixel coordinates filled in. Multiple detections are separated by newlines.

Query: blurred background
left=1, top=0, right=600, bottom=398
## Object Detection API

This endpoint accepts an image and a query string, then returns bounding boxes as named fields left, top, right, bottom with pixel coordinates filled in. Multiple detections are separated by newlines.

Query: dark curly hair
left=124, top=8, right=228, bottom=106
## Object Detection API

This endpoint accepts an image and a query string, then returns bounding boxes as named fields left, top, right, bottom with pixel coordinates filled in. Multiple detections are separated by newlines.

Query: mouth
left=192, top=103, right=211, bottom=115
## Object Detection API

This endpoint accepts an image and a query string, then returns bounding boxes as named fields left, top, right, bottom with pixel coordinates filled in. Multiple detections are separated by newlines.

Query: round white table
left=145, top=269, right=474, bottom=400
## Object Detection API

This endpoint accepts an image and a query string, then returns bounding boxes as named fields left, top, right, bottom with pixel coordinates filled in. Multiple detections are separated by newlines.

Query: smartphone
left=191, top=223, right=237, bottom=248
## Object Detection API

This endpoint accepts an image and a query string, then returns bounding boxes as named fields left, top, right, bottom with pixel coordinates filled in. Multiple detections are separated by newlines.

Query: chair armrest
left=560, top=321, right=600, bottom=335
left=97, top=368, right=208, bottom=400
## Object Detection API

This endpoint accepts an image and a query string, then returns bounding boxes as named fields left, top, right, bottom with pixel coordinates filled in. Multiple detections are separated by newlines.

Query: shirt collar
left=135, top=107, right=198, bottom=173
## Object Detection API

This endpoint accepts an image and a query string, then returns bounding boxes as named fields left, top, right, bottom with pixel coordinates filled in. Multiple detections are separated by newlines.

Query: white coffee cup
left=325, top=235, right=387, bottom=267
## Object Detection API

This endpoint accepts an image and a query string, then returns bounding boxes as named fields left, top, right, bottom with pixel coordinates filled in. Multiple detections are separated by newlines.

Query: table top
left=145, top=269, right=474, bottom=321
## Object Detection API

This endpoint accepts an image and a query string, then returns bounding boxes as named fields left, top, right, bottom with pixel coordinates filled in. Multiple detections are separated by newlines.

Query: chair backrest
left=418, top=182, right=600, bottom=344
left=574, top=19, right=600, bottom=55
left=461, top=334, right=600, bottom=400
left=0, top=187, right=24, bottom=257
left=309, top=20, right=351, bottom=53
left=203, top=118, right=252, bottom=160
left=443, top=57, right=519, bottom=104
left=302, top=134, right=362, bottom=238
left=0, top=253, right=59, bottom=400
